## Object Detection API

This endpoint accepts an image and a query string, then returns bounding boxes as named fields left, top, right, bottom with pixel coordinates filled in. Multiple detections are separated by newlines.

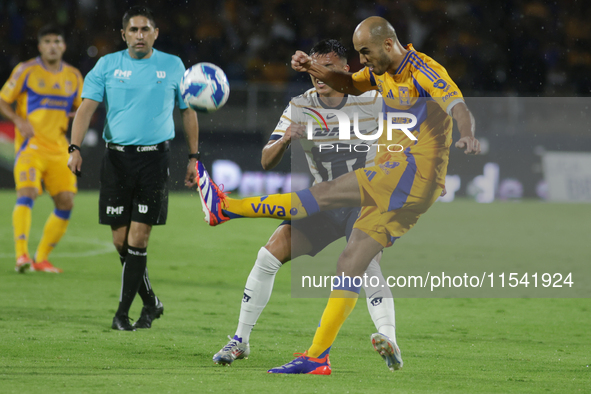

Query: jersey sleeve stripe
left=411, top=53, right=440, bottom=79
left=408, top=58, right=435, bottom=82
left=395, top=51, right=413, bottom=74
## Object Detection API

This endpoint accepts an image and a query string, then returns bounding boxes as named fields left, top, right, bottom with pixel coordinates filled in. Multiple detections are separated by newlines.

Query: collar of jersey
left=394, top=44, right=416, bottom=75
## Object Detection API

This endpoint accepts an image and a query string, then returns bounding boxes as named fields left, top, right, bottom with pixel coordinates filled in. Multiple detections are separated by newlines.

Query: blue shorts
left=281, top=207, right=361, bottom=257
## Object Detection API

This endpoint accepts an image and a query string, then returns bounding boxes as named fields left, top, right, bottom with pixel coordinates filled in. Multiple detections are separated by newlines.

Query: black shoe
left=112, top=315, right=136, bottom=331
left=134, top=299, right=164, bottom=329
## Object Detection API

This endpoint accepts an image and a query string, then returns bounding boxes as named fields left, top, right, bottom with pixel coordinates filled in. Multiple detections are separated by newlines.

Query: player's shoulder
left=289, top=87, right=317, bottom=108
left=299, top=87, right=317, bottom=99
left=61, top=61, right=83, bottom=77
left=11, top=58, right=40, bottom=78
left=407, top=48, right=448, bottom=80
left=153, top=49, right=185, bottom=67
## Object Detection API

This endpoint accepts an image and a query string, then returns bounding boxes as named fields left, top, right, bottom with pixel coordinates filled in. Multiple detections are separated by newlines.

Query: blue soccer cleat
left=371, top=333, right=403, bottom=371
left=267, top=351, right=331, bottom=375
left=195, top=161, right=230, bottom=226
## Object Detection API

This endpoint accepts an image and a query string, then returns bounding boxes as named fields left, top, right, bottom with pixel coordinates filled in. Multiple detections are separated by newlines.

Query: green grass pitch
left=0, top=190, right=589, bottom=393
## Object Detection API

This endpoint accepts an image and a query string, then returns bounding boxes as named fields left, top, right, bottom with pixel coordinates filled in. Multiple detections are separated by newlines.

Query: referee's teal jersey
left=82, top=48, right=188, bottom=145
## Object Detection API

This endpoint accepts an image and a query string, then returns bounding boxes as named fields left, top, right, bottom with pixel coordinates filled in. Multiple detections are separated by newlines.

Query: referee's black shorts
left=99, top=142, right=170, bottom=226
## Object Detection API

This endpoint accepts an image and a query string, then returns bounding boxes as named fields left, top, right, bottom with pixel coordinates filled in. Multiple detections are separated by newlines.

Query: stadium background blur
left=1, top=0, right=591, bottom=200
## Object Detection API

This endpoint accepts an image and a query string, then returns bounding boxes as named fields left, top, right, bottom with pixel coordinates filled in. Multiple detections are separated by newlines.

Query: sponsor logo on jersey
left=106, top=206, right=124, bottom=215
left=40, top=98, right=69, bottom=108
left=138, top=204, right=148, bottom=213
left=156, top=71, right=166, bottom=78
left=442, top=91, right=458, bottom=102
left=114, top=69, right=132, bottom=78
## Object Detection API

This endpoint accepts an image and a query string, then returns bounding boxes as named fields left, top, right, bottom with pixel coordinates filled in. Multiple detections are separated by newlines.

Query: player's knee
left=54, top=192, right=75, bottom=211
left=264, top=242, right=289, bottom=263
left=17, top=188, right=38, bottom=200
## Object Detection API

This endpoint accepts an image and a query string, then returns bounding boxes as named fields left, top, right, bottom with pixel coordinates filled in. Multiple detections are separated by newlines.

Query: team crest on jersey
left=398, top=87, right=410, bottom=105
left=38, top=79, right=46, bottom=88
left=65, top=80, right=74, bottom=94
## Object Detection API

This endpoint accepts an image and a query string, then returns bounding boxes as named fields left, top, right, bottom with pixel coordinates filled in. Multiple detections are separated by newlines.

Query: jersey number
left=311, top=143, right=368, bottom=182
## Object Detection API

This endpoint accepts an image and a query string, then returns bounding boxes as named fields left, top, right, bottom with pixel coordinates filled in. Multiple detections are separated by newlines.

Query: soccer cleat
left=267, top=351, right=331, bottom=375
left=133, top=298, right=164, bottom=329
left=213, top=335, right=251, bottom=365
left=15, top=255, right=32, bottom=273
left=30, top=260, right=63, bottom=273
left=371, top=333, right=403, bottom=371
left=195, top=161, right=230, bottom=226
left=112, top=315, right=136, bottom=331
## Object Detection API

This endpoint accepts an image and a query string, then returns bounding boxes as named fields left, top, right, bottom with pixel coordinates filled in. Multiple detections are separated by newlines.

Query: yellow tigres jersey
left=0, top=57, right=83, bottom=154
left=352, top=44, right=464, bottom=185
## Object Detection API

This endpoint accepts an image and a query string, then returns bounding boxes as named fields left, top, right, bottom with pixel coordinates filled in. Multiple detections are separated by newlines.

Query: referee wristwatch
left=68, top=144, right=81, bottom=154
left=188, top=152, right=200, bottom=160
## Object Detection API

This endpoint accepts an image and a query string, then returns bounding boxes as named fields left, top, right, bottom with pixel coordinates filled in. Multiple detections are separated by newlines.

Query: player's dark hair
left=37, top=24, right=65, bottom=42
left=122, top=6, right=156, bottom=29
left=309, top=39, right=348, bottom=61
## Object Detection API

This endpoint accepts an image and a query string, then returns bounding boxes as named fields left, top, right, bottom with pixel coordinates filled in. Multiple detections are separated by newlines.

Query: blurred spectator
left=0, top=0, right=589, bottom=96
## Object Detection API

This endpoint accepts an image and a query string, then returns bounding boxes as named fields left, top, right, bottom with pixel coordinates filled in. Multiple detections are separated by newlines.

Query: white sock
left=363, top=256, right=397, bottom=345
left=234, top=247, right=282, bottom=343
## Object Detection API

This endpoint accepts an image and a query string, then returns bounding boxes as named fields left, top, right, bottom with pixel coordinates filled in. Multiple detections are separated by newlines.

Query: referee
left=68, top=6, right=199, bottom=331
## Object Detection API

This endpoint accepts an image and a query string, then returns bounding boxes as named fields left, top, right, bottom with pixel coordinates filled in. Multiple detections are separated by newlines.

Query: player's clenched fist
left=291, top=51, right=312, bottom=72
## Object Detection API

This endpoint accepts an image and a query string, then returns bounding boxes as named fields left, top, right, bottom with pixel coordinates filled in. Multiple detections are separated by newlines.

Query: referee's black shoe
left=112, top=314, right=136, bottom=331
left=134, top=299, right=164, bottom=329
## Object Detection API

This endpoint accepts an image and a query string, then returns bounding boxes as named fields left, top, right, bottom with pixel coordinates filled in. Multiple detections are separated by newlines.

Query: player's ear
left=384, top=38, right=394, bottom=52
left=154, top=28, right=159, bottom=40
left=344, top=64, right=350, bottom=72
left=121, top=29, right=126, bottom=43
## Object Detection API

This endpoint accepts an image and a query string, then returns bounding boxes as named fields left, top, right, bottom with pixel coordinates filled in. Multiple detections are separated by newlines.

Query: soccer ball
left=181, top=63, right=230, bottom=113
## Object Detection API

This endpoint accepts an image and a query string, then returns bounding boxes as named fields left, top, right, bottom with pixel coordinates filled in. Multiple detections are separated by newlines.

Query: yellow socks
left=13, top=196, right=34, bottom=257
left=307, top=289, right=359, bottom=358
left=35, top=209, right=71, bottom=262
left=223, top=190, right=319, bottom=220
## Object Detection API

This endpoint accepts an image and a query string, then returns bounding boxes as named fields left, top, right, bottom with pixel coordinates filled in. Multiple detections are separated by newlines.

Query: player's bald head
left=354, top=16, right=397, bottom=45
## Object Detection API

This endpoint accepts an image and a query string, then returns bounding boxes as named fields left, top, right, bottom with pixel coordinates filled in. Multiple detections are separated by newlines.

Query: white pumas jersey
left=270, top=88, right=381, bottom=184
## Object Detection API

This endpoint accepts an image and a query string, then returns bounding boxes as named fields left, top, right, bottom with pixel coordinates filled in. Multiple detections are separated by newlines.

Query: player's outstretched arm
left=181, top=108, right=199, bottom=188
left=452, top=102, right=480, bottom=155
left=68, top=98, right=99, bottom=174
left=292, top=51, right=363, bottom=95
left=261, top=124, right=305, bottom=170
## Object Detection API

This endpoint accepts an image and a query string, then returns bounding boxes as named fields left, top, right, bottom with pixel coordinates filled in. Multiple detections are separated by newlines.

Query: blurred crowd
left=1, top=0, right=590, bottom=96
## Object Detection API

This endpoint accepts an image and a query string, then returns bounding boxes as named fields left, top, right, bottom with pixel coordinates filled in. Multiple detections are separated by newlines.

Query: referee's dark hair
left=122, top=6, right=156, bottom=29
left=37, top=24, right=65, bottom=42
left=309, top=39, right=348, bottom=62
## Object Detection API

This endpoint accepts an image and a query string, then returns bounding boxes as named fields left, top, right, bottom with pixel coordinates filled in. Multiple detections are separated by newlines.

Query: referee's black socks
left=116, top=246, right=149, bottom=317
left=119, top=249, right=157, bottom=309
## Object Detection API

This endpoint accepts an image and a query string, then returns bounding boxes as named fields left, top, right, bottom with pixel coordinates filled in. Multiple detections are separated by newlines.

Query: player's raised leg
left=196, top=161, right=362, bottom=225
left=13, top=188, right=36, bottom=273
